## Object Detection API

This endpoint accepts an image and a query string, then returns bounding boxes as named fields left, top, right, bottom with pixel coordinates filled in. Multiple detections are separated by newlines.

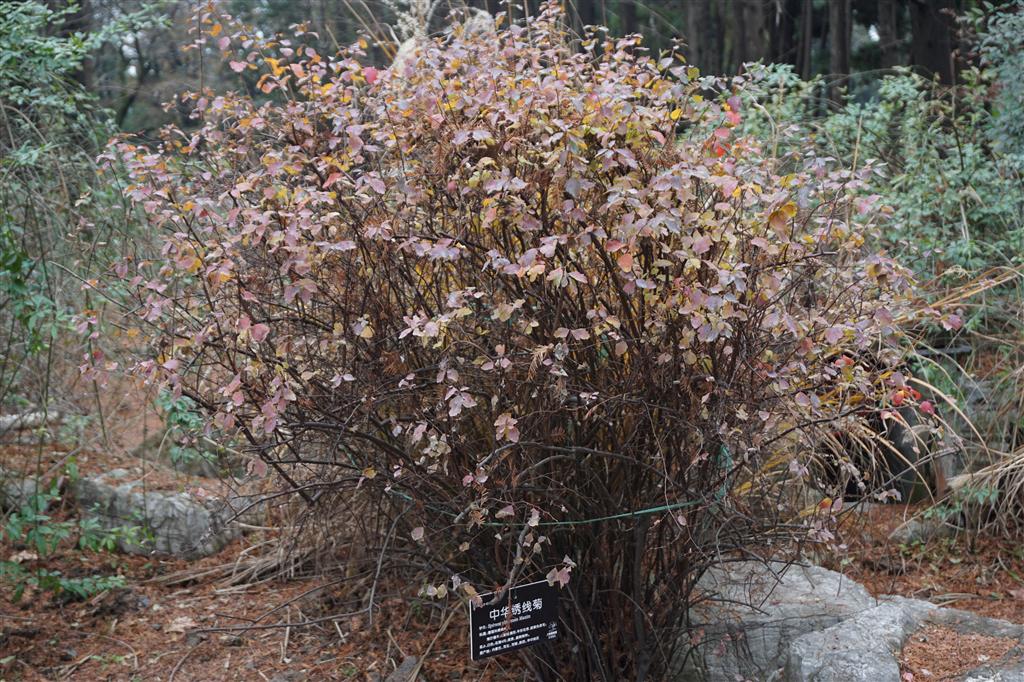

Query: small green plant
left=155, top=388, right=215, bottom=469
left=926, top=481, right=999, bottom=519
left=0, top=464, right=138, bottom=601
left=88, top=653, right=129, bottom=667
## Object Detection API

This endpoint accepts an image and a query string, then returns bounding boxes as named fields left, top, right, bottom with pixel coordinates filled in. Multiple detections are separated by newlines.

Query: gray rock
left=72, top=476, right=240, bottom=558
left=0, top=467, right=40, bottom=510
left=385, top=656, right=419, bottom=682
left=268, top=672, right=307, bottom=682
left=679, top=562, right=876, bottom=681
left=885, top=405, right=966, bottom=501
left=0, top=410, right=61, bottom=432
left=964, top=661, right=1024, bottom=682
left=889, top=515, right=957, bottom=545
left=786, top=598, right=930, bottom=681
left=681, top=561, right=1024, bottom=682
left=787, top=597, right=1024, bottom=682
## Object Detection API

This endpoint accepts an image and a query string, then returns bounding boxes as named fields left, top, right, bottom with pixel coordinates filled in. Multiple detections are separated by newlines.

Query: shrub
left=734, top=59, right=1024, bottom=274
left=0, top=0, right=155, bottom=610
left=106, top=4, right=929, bottom=677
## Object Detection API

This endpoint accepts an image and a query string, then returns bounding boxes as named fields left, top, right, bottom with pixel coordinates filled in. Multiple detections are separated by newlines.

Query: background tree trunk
left=577, top=0, right=597, bottom=30
left=910, top=0, right=956, bottom=84
left=797, top=0, right=814, bottom=78
left=877, top=0, right=901, bottom=69
left=684, top=0, right=723, bottom=76
left=739, top=0, right=768, bottom=67
left=828, top=0, right=852, bottom=105
left=770, top=0, right=801, bottom=66
left=619, top=0, right=637, bottom=35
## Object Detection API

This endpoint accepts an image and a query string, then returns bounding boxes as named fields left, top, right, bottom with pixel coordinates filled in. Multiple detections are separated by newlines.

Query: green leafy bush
left=736, top=58, right=1024, bottom=273
left=0, top=1, right=152, bottom=605
left=105, top=4, right=934, bottom=676
left=972, top=1, right=1024, bottom=165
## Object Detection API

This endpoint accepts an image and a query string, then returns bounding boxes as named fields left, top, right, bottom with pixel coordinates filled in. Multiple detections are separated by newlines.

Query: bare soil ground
left=900, top=624, right=1021, bottom=681
left=0, top=538, right=521, bottom=681
left=6, top=498, right=1024, bottom=681
left=835, top=503, right=1024, bottom=623
left=5, top=401, right=1024, bottom=681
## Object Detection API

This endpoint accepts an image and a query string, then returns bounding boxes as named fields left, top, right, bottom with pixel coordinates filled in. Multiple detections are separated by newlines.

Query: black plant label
left=469, top=579, right=559, bottom=661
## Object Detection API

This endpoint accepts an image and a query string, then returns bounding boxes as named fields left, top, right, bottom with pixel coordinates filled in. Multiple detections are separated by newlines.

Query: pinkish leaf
left=494, top=412, right=520, bottom=443
left=692, top=234, right=712, bottom=255
left=251, top=323, right=270, bottom=342
left=249, top=458, right=268, bottom=478
left=941, top=314, right=963, bottom=331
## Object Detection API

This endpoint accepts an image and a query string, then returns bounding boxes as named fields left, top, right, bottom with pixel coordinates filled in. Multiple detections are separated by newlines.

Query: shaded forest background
left=55, top=0, right=988, bottom=134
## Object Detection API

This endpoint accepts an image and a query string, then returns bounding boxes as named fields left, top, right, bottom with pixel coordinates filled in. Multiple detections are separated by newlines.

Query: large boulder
left=681, top=562, right=1024, bottom=682
left=788, top=597, right=1024, bottom=681
left=786, top=597, right=929, bottom=681
left=680, top=561, right=876, bottom=680
left=0, top=410, right=61, bottom=432
left=72, top=476, right=241, bottom=558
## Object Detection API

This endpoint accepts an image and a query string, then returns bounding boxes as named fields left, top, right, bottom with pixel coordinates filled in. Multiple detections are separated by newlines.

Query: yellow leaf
left=210, top=23, right=222, bottom=37
left=669, top=108, right=682, bottom=121
left=266, top=57, right=285, bottom=77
